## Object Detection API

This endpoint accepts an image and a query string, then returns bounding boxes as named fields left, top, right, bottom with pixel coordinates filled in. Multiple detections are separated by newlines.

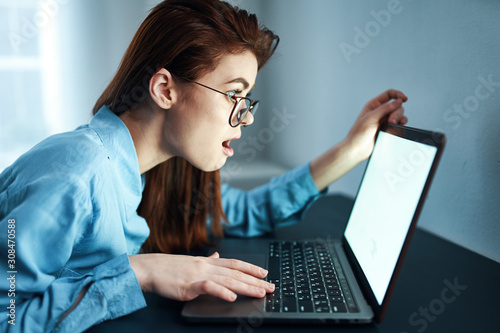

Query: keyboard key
left=298, top=300, right=314, bottom=312
left=266, top=303, right=280, bottom=312
left=329, top=296, right=343, bottom=302
left=282, top=297, right=297, bottom=312
left=314, top=299, right=328, bottom=306
left=267, top=257, right=280, bottom=280
left=331, top=302, right=347, bottom=313
left=315, top=305, right=331, bottom=313
left=266, top=240, right=360, bottom=315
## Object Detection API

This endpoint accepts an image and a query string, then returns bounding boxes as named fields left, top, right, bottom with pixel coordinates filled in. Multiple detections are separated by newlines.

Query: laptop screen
left=344, top=128, right=438, bottom=305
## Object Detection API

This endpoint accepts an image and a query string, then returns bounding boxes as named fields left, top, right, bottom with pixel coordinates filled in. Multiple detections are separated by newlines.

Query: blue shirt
left=0, top=106, right=323, bottom=332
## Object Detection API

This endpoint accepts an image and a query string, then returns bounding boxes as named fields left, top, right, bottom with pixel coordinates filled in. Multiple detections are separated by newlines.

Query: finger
left=387, top=106, right=405, bottom=124
left=209, top=265, right=275, bottom=293
left=208, top=257, right=268, bottom=279
left=211, top=275, right=269, bottom=299
left=371, top=98, right=403, bottom=121
left=381, top=89, right=407, bottom=103
left=206, top=257, right=274, bottom=293
left=189, top=280, right=238, bottom=302
left=366, top=89, right=407, bottom=110
left=208, top=251, right=220, bottom=258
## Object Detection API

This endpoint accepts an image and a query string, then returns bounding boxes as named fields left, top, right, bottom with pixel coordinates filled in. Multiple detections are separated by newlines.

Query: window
left=0, top=0, right=63, bottom=171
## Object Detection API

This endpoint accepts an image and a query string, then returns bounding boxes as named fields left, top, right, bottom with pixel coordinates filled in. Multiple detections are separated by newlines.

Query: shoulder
left=0, top=125, right=112, bottom=201
left=7, top=126, right=107, bottom=179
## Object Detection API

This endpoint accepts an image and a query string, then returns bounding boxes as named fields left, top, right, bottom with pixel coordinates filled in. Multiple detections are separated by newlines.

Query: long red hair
left=93, top=0, right=278, bottom=254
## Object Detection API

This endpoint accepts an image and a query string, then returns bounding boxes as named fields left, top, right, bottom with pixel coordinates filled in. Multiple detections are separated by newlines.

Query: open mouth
left=222, top=140, right=234, bottom=157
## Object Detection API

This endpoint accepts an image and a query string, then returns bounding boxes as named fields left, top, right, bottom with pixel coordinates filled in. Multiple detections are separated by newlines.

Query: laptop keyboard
left=265, top=241, right=359, bottom=313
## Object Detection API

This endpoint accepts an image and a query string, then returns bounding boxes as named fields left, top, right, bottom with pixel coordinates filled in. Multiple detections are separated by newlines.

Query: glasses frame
left=173, top=75, right=259, bottom=127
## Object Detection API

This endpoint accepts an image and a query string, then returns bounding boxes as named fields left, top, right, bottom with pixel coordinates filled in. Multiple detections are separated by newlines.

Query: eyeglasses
left=175, top=76, right=259, bottom=127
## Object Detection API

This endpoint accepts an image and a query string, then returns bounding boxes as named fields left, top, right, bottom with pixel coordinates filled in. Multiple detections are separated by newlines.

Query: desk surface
left=87, top=195, right=500, bottom=333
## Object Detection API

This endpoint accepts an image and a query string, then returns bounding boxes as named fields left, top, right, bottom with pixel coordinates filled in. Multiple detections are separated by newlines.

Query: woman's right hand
left=129, top=252, right=275, bottom=302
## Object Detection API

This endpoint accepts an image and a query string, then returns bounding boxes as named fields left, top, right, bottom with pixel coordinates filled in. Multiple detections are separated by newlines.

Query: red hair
left=93, top=0, right=279, bottom=253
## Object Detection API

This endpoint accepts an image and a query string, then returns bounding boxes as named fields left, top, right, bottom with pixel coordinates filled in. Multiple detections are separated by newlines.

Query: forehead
left=203, top=50, right=258, bottom=88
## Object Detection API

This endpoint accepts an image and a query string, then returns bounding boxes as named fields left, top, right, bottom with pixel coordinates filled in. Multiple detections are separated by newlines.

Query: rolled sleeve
left=221, top=163, right=326, bottom=237
left=54, top=254, right=146, bottom=333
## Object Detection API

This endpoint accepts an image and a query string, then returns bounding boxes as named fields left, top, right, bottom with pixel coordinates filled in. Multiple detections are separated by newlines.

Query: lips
left=222, top=135, right=240, bottom=157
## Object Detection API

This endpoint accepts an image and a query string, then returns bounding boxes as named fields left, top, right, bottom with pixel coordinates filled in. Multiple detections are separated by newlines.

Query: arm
left=0, top=177, right=145, bottom=333
left=310, top=89, right=408, bottom=191
left=220, top=163, right=326, bottom=237
left=218, top=89, right=407, bottom=237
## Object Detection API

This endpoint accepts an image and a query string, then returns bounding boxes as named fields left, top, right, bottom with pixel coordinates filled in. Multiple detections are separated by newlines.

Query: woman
left=0, top=0, right=407, bottom=332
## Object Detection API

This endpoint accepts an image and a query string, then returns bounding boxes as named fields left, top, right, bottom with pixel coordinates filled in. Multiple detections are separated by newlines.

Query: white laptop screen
left=344, top=130, right=438, bottom=305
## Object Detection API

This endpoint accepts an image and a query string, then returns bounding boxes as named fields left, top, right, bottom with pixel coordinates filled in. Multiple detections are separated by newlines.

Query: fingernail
left=260, top=268, right=268, bottom=276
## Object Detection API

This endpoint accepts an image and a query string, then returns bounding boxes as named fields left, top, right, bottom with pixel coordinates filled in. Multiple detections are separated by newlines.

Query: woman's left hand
left=344, top=89, right=408, bottom=163
left=310, top=89, right=408, bottom=191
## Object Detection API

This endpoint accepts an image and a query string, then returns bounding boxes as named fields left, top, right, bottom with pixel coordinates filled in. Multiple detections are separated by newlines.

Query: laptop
left=182, top=123, right=446, bottom=324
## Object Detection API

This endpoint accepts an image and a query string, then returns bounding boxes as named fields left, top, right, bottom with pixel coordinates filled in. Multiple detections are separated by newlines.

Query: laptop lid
left=343, top=124, right=445, bottom=322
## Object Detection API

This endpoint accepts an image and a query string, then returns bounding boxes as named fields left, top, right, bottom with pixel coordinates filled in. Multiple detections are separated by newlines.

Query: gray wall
left=241, top=0, right=500, bottom=263
left=50, top=0, right=158, bottom=127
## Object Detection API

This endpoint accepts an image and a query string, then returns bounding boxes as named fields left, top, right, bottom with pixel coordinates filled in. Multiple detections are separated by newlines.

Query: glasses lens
left=230, top=99, right=252, bottom=127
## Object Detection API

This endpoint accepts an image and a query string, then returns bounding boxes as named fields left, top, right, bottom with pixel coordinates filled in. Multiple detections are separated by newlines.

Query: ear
left=149, top=68, right=177, bottom=109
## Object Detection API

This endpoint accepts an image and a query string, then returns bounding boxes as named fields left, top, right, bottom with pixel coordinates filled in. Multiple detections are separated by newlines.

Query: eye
left=229, top=89, right=243, bottom=96
left=227, top=90, right=243, bottom=102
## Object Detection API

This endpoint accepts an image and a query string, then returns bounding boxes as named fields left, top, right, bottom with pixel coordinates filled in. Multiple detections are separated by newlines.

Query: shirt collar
left=90, top=106, right=143, bottom=205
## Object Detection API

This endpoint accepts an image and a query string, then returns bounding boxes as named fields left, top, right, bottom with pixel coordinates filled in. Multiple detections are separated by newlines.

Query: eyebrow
left=224, top=77, right=253, bottom=90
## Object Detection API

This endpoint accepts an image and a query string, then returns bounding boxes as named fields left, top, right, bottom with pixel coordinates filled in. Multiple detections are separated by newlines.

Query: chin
left=210, top=158, right=228, bottom=172
left=189, top=156, right=228, bottom=173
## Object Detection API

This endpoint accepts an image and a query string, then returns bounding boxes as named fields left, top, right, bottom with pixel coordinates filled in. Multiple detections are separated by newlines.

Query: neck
left=120, top=106, right=172, bottom=174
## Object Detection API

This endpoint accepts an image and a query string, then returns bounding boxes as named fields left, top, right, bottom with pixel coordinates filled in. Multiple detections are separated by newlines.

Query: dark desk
left=87, top=195, right=500, bottom=333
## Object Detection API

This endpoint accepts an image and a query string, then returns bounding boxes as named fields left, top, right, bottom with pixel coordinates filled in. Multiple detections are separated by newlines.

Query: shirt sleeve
left=0, top=176, right=146, bottom=333
left=220, top=163, right=326, bottom=237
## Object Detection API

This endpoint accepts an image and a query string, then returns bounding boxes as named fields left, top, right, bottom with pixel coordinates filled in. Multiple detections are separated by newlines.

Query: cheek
left=185, top=137, right=226, bottom=171
left=167, top=97, right=231, bottom=170
left=193, top=122, right=224, bottom=152
left=180, top=117, right=228, bottom=169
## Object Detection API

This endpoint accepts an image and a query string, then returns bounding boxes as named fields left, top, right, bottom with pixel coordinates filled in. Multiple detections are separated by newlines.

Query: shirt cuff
left=93, top=254, right=146, bottom=320
left=55, top=254, right=146, bottom=332
left=268, top=162, right=327, bottom=227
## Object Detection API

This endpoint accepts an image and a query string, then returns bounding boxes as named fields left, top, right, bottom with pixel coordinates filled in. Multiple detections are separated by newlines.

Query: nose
left=241, top=110, right=255, bottom=126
